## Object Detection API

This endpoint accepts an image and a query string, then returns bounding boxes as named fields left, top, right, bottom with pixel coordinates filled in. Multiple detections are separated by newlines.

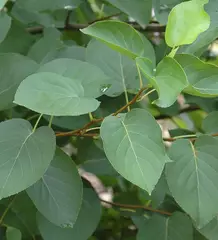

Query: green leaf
left=77, top=138, right=117, bottom=176
left=165, top=1, right=210, bottom=47
left=81, top=20, right=145, bottom=59
left=153, top=0, right=182, bottom=24
left=136, top=56, right=188, bottom=107
left=37, top=186, right=101, bottom=240
left=38, top=58, right=110, bottom=98
left=86, top=40, right=142, bottom=97
left=198, top=216, right=218, bottom=240
left=105, top=0, right=152, bottom=26
left=100, top=108, right=169, bottom=194
left=0, top=12, right=11, bottom=44
left=14, top=0, right=82, bottom=12
left=6, top=227, right=22, bottom=240
left=14, top=72, right=100, bottom=116
left=166, top=136, right=218, bottom=227
left=0, top=0, right=7, bottom=9
left=41, top=45, right=86, bottom=64
left=27, top=148, right=83, bottom=228
left=179, top=1, right=218, bottom=56
left=175, top=54, right=218, bottom=97
left=0, top=53, right=38, bottom=111
left=0, top=20, right=35, bottom=55
left=43, top=115, right=89, bottom=130
left=202, top=112, right=218, bottom=134
left=0, top=119, right=56, bottom=199
left=2, top=192, right=38, bottom=238
left=27, top=28, right=63, bottom=63
left=137, top=212, right=193, bottom=240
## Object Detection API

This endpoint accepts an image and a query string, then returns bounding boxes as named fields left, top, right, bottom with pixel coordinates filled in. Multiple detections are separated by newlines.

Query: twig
left=155, top=106, right=200, bottom=120
left=163, top=132, right=218, bottom=142
left=55, top=87, right=148, bottom=137
left=27, top=22, right=166, bottom=35
left=100, top=199, right=172, bottom=216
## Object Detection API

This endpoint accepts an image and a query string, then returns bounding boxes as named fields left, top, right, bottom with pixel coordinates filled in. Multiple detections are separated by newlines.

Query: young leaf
left=166, top=136, right=218, bottom=227
left=179, top=0, right=218, bottom=56
left=100, top=108, right=169, bottom=194
left=165, top=0, right=210, bottom=47
left=137, top=212, right=193, bottom=240
left=136, top=57, right=188, bottom=107
left=0, top=53, right=38, bottom=111
left=37, top=186, right=101, bottom=240
left=38, top=58, right=109, bottom=98
left=105, top=0, right=152, bottom=26
left=14, top=72, right=100, bottom=116
left=0, top=12, right=11, bottom=44
left=0, top=119, right=56, bottom=200
left=175, top=54, right=218, bottom=96
left=81, top=20, right=145, bottom=59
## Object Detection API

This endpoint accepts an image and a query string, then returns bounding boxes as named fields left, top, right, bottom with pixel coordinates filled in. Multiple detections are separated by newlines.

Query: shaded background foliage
left=0, top=0, right=218, bottom=239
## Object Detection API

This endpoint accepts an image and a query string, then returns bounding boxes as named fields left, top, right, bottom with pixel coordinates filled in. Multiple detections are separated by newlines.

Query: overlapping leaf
left=137, top=213, right=193, bottom=240
left=14, top=72, right=100, bottom=116
left=105, top=0, right=152, bottom=26
left=166, top=136, right=218, bottom=227
left=175, top=54, right=218, bottom=97
left=2, top=192, right=38, bottom=238
left=136, top=56, right=188, bottom=107
left=86, top=40, right=142, bottom=97
left=179, top=1, right=218, bottom=56
left=100, top=108, right=169, bottom=194
left=199, top=216, right=218, bottom=240
left=81, top=20, right=145, bottom=59
left=0, top=119, right=56, bottom=199
left=38, top=58, right=110, bottom=98
left=0, top=12, right=11, bottom=44
left=37, top=186, right=101, bottom=240
left=202, top=111, right=218, bottom=134
left=165, top=0, right=210, bottom=47
left=27, top=148, right=83, bottom=228
left=0, top=53, right=38, bottom=111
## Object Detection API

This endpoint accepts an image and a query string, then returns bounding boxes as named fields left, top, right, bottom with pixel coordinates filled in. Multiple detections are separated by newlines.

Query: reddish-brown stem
left=55, top=87, right=147, bottom=138
left=100, top=199, right=172, bottom=216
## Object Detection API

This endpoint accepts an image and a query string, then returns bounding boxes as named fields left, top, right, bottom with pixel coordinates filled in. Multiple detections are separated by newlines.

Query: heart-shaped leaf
left=81, top=20, right=145, bottom=59
left=27, top=148, right=83, bottom=228
left=100, top=108, right=169, bottom=194
left=166, top=136, right=218, bottom=227
left=0, top=53, right=38, bottom=111
left=105, top=0, right=152, bottom=26
left=137, top=212, right=193, bottom=240
left=14, top=72, right=100, bottom=116
left=175, top=54, right=218, bottom=97
left=0, top=119, right=56, bottom=199
left=136, top=56, right=188, bottom=107
left=37, top=186, right=101, bottom=240
left=38, top=58, right=109, bottom=98
left=166, top=0, right=210, bottom=47
left=86, top=40, right=142, bottom=97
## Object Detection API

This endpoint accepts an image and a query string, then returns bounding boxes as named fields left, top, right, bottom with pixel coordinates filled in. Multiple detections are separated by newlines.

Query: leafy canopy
left=0, top=0, right=218, bottom=239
